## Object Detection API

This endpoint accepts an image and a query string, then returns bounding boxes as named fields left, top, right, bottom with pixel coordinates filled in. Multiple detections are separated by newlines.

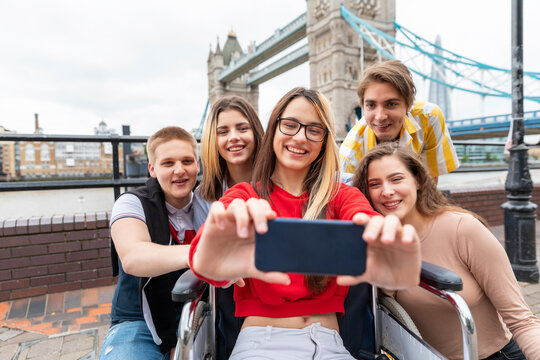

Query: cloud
left=0, top=0, right=538, bottom=136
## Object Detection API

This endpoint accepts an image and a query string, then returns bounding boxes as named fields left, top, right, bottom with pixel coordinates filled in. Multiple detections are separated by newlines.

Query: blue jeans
left=100, top=320, right=171, bottom=360
left=483, top=338, right=526, bottom=360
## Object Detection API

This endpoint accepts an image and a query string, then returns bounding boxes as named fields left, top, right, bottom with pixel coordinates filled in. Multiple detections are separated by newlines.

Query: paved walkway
left=0, top=287, right=113, bottom=359
left=1, top=224, right=540, bottom=359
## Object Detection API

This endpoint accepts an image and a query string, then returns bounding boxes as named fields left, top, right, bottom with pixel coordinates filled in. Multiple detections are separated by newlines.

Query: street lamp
left=501, top=0, right=539, bottom=283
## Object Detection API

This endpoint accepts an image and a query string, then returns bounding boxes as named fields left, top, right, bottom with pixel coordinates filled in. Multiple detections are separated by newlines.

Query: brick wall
left=447, top=184, right=540, bottom=226
left=0, top=212, right=115, bottom=301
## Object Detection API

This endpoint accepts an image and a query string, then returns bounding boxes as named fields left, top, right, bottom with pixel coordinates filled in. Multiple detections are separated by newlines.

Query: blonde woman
left=191, top=95, right=264, bottom=357
left=196, top=95, right=264, bottom=212
left=188, top=88, right=421, bottom=359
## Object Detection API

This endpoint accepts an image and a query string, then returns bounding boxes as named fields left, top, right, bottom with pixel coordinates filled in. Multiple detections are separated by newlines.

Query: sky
left=0, top=0, right=539, bottom=136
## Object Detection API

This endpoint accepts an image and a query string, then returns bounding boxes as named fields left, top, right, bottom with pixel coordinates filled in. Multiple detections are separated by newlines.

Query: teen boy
left=339, top=60, right=459, bottom=183
left=100, top=126, right=206, bottom=359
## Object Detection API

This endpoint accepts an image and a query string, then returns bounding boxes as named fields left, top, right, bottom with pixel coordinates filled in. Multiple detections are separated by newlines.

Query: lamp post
left=501, top=0, right=539, bottom=283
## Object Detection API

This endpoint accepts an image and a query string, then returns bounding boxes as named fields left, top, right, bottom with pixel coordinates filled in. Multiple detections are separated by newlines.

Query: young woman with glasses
left=188, top=87, right=421, bottom=359
left=353, top=143, right=540, bottom=360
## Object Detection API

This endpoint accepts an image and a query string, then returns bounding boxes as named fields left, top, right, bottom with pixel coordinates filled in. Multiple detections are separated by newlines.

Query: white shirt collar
left=165, top=193, right=193, bottom=216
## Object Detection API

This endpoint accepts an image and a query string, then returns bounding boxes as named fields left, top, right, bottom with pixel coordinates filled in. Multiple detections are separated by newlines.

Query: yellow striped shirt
left=339, top=101, right=459, bottom=178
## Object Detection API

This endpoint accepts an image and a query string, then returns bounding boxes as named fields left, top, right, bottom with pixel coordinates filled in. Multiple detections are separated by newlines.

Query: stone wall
left=0, top=212, right=115, bottom=301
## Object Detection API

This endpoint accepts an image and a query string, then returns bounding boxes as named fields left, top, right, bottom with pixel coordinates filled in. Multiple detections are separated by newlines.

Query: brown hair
left=146, top=126, right=197, bottom=164
left=357, top=60, right=416, bottom=109
left=252, top=87, right=341, bottom=293
left=199, top=96, right=264, bottom=201
left=352, top=142, right=488, bottom=226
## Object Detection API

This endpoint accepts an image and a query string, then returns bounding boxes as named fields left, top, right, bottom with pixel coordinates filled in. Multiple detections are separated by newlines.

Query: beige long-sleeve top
left=394, top=211, right=540, bottom=359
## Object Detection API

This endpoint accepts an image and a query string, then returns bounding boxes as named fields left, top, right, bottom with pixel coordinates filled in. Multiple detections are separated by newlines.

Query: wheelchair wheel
left=379, top=295, right=422, bottom=339
left=193, top=300, right=209, bottom=336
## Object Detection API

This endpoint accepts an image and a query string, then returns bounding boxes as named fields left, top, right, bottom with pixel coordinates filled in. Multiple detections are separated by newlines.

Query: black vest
left=111, top=177, right=184, bottom=354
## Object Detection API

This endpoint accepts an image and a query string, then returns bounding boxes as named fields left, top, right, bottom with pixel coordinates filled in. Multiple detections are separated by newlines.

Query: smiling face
left=363, top=81, right=409, bottom=142
left=272, top=97, right=325, bottom=180
left=366, top=155, right=420, bottom=224
left=148, top=139, right=199, bottom=209
left=216, top=109, right=255, bottom=168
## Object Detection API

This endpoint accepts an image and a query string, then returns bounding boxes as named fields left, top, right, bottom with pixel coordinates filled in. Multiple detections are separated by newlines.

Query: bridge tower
left=207, top=30, right=259, bottom=111
left=306, top=0, right=395, bottom=138
left=428, top=35, right=452, bottom=120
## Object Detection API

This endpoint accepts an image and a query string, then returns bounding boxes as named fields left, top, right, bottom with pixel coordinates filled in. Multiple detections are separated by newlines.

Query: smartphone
left=255, top=218, right=366, bottom=276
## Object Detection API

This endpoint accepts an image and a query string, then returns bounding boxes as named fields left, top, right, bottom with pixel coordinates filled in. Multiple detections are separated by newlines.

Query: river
left=1, top=169, right=540, bottom=220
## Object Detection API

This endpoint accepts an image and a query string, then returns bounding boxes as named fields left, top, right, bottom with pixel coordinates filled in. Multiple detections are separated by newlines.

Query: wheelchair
left=171, top=261, right=477, bottom=360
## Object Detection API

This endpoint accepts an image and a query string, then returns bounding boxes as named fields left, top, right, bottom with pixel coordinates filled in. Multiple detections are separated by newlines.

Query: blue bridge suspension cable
left=339, top=5, right=540, bottom=104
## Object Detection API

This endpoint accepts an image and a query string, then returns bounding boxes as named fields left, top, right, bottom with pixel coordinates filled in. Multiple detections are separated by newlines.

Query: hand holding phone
left=255, top=218, right=366, bottom=276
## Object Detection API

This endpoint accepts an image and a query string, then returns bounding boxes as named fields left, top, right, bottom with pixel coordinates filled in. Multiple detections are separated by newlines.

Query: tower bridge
left=218, top=13, right=308, bottom=84
left=204, top=0, right=540, bottom=140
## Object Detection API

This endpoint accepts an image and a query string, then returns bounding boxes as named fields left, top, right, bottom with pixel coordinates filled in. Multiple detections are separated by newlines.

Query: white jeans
left=229, top=322, right=355, bottom=360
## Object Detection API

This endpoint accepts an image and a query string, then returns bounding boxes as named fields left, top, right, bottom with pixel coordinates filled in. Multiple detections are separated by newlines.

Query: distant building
left=54, top=121, right=123, bottom=178
left=18, top=140, right=57, bottom=178
left=95, top=120, right=118, bottom=136
left=0, top=117, right=151, bottom=179
left=0, top=125, right=17, bottom=179
left=54, top=141, right=123, bottom=178
left=14, top=116, right=124, bottom=179
left=18, top=114, right=56, bottom=178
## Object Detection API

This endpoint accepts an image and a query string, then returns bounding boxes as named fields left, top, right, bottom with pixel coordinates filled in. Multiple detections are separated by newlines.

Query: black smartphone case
left=255, top=218, right=367, bottom=275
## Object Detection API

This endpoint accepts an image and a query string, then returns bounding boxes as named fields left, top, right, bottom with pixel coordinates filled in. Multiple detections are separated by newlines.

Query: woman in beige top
left=353, top=143, right=540, bottom=360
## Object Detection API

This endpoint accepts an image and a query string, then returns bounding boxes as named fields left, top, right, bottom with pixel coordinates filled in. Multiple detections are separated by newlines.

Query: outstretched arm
left=112, top=218, right=190, bottom=277
left=190, top=201, right=419, bottom=289
left=190, top=198, right=290, bottom=286
left=336, top=213, right=421, bottom=290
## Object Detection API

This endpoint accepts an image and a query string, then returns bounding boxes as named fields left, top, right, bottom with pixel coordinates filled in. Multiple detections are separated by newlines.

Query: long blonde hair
left=199, top=96, right=264, bottom=201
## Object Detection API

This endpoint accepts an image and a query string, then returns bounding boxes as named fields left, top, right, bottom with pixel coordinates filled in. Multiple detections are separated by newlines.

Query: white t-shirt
left=110, top=193, right=196, bottom=244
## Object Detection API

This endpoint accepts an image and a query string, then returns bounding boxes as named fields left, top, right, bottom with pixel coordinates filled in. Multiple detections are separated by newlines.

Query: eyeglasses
left=277, top=118, right=328, bottom=142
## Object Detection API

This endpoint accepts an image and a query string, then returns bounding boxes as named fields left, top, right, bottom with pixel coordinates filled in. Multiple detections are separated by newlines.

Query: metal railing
left=448, top=110, right=540, bottom=128
left=0, top=133, right=149, bottom=199
left=1, top=134, right=539, bottom=199
left=453, top=140, right=540, bottom=172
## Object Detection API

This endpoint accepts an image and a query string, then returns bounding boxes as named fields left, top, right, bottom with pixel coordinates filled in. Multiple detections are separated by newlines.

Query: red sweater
left=189, top=182, right=378, bottom=318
